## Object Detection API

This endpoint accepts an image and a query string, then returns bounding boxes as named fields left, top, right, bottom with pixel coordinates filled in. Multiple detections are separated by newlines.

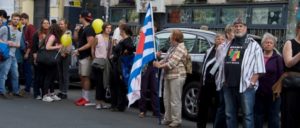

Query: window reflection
left=193, top=8, right=216, bottom=24
left=220, top=8, right=247, bottom=24
left=252, top=7, right=282, bottom=25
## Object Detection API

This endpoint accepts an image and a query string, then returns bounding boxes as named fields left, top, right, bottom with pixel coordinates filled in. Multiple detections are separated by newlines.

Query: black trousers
left=110, top=62, right=128, bottom=111
left=33, top=64, right=45, bottom=97
left=281, top=87, right=300, bottom=128
left=92, top=67, right=106, bottom=101
left=43, top=64, right=57, bottom=95
left=197, top=82, right=217, bottom=128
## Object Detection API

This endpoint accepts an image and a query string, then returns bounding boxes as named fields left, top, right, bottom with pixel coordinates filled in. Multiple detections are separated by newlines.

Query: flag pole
left=150, top=2, right=157, bottom=59
left=149, top=1, right=161, bottom=125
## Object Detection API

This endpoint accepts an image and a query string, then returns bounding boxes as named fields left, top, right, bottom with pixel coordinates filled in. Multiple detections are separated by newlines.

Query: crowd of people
left=1, top=8, right=300, bottom=128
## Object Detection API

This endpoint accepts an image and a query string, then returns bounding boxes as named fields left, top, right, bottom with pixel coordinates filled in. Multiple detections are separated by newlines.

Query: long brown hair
left=38, top=18, right=49, bottom=35
left=46, top=23, right=63, bottom=43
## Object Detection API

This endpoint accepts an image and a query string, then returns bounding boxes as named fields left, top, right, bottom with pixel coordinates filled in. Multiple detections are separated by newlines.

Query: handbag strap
left=39, top=34, right=58, bottom=50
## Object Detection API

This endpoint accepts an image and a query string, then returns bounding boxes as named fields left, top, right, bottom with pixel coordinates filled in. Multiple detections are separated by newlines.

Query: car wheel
left=182, top=81, right=200, bottom=121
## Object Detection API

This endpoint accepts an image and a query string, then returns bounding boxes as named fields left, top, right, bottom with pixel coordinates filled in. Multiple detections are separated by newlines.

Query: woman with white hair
left=254, top=32, right=283, bottom=128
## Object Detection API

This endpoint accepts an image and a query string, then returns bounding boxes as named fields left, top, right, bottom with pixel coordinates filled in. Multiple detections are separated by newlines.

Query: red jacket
left=24, top=24, right=36, bottom=51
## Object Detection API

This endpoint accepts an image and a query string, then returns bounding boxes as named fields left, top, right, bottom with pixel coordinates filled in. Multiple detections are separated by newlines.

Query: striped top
left=201, top=46, right=216, bottom=85
left=216, top=34, right=266, bottom=92
left=162, top=43, right=187, bottom=79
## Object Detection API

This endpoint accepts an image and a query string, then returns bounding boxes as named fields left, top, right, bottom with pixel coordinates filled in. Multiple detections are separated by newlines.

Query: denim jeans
left=0, top=56, right=19, bottom=94
left=23, top=59, right=32, bottom=92
left=223, top=86, right=255, bottom=128
left=254, top=93, right=280, bottom=128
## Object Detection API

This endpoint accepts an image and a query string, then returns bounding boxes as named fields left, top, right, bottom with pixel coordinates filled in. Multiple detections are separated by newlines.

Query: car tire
left=182, top=81, right=200, bottom=121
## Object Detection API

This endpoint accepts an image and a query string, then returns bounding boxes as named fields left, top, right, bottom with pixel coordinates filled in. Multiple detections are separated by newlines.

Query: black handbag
left=36, top=35, right=60, bottom=66
left=282, top=75, right=300, bottom=89
left=36, top=49, right=59, bottom=66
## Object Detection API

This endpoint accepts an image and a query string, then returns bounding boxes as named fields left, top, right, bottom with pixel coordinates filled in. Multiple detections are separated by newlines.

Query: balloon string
left=55, top=48, right=62, bottom=59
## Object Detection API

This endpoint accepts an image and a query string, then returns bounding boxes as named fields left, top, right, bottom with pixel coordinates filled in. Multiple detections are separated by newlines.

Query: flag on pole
left=127, top=2, right=156, bottom=107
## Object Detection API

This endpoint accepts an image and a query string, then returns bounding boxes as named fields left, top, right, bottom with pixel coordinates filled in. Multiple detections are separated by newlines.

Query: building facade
left=108, top=0, right=293, bottom=49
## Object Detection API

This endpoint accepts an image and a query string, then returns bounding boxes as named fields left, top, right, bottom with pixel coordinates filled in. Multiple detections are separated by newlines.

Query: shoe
left=110, top=107, right=118, bottom=112
left=161, top=120, right=171, bottom=125
left=42, top=95, right=54, bottom=102
left=168, top=122, right=181, bottom=127
left=139, top=112, right=145, bottom=118
left=75, top=98, right=89, bottom=106
left=35, top=95, right=42, bottom=100
left=75, top=97, right=84, bottom=104
left=96, top=104, right=109, bottom=109
left=13, top=93, right=23, bottom=98
left=19, top=89, right=30, bottom=97
left=57, top=93, right=67, bottom=99
left=51, top=94, right=61, bottom=101
left=0, top=93, right=11, bottom=99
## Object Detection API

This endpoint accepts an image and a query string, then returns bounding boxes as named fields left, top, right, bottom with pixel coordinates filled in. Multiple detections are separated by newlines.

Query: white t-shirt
left=112, top=27, right=122, bottom=44
left=9, top=26, right=21, bottom=57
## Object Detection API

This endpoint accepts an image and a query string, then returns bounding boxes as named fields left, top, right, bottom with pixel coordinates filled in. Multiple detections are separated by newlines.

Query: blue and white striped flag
left=127, top=2, right=156, bottom=107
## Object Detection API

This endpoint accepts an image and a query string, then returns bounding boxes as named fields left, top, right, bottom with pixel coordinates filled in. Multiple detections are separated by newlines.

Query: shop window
left=110, top=9, right=125, bottom=23
left=252, top=7, right=283, bottom=25
left=127, top=9, right=139, bottom=23
left=168, top=8, right=191, bottom=23
left=193, top=8, right=216, bottom=24
left=220, top=8, right=247, bottom=25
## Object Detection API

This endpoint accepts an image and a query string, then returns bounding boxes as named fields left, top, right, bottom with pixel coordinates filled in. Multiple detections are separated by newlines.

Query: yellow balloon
left=92, top=19, right=103, bottom=34
left=61, top=34, right=72, bottom=47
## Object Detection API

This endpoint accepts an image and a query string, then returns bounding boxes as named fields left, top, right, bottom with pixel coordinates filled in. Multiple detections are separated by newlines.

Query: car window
left=156, top=32, right=197, bottom=53
left=156, top=33, right=171, bottom=52
left=198, top=36, right=211, bottom=53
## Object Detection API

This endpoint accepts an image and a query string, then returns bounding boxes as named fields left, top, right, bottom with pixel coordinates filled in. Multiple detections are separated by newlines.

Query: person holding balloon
left=91, top=22, right=112, bottom=109
left=42, top=24, right=63, bottom=102
left=73, top=10, right=96, bottom=106
left=57, top=19, right=72, bottom=99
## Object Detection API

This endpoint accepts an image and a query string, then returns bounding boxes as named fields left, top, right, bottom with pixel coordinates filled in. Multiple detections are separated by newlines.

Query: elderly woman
left=153, top=29, right=188, bottom=127
left=197, top=33, right=225, bottom=128
left=254, top=33, right=283, bottom=128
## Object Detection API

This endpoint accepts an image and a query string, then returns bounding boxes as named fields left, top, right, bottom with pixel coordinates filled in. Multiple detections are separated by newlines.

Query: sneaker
left=35, top=95, right=42, bottom=100
left=42, top=95, right=54, bottom=102
left=51, top=94, right=61, bottom=101
left=75, top=97, right=84, bottom=104
left=139, top=112, right=145, bottom=118
left=57, top=93, right=67, bottom=99
left=96, top=104, right=102, bottom=110
left=19, top=89, right=30, bottom=97
left=75, top=98, right=89, bottom=106
left=161, top=120, right=171, bottom=125
left=96, top=104, right=109, bottom=110
left=13, top=93, right=23, bottom=98
left=0, top=93, right=11, bottom=99
left=168, top=122, right=181, bottom=127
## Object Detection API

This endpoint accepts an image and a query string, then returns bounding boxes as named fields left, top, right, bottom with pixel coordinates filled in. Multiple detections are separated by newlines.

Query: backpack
left=0, top=25, right=11, bottom=41
left=0, top=42, right=10, bottom=61
left=184, top=53, right=192, bottom=74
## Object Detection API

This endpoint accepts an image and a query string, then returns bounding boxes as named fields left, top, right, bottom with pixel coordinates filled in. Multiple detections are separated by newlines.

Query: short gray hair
left=261, top=32, right=277, bottom=46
